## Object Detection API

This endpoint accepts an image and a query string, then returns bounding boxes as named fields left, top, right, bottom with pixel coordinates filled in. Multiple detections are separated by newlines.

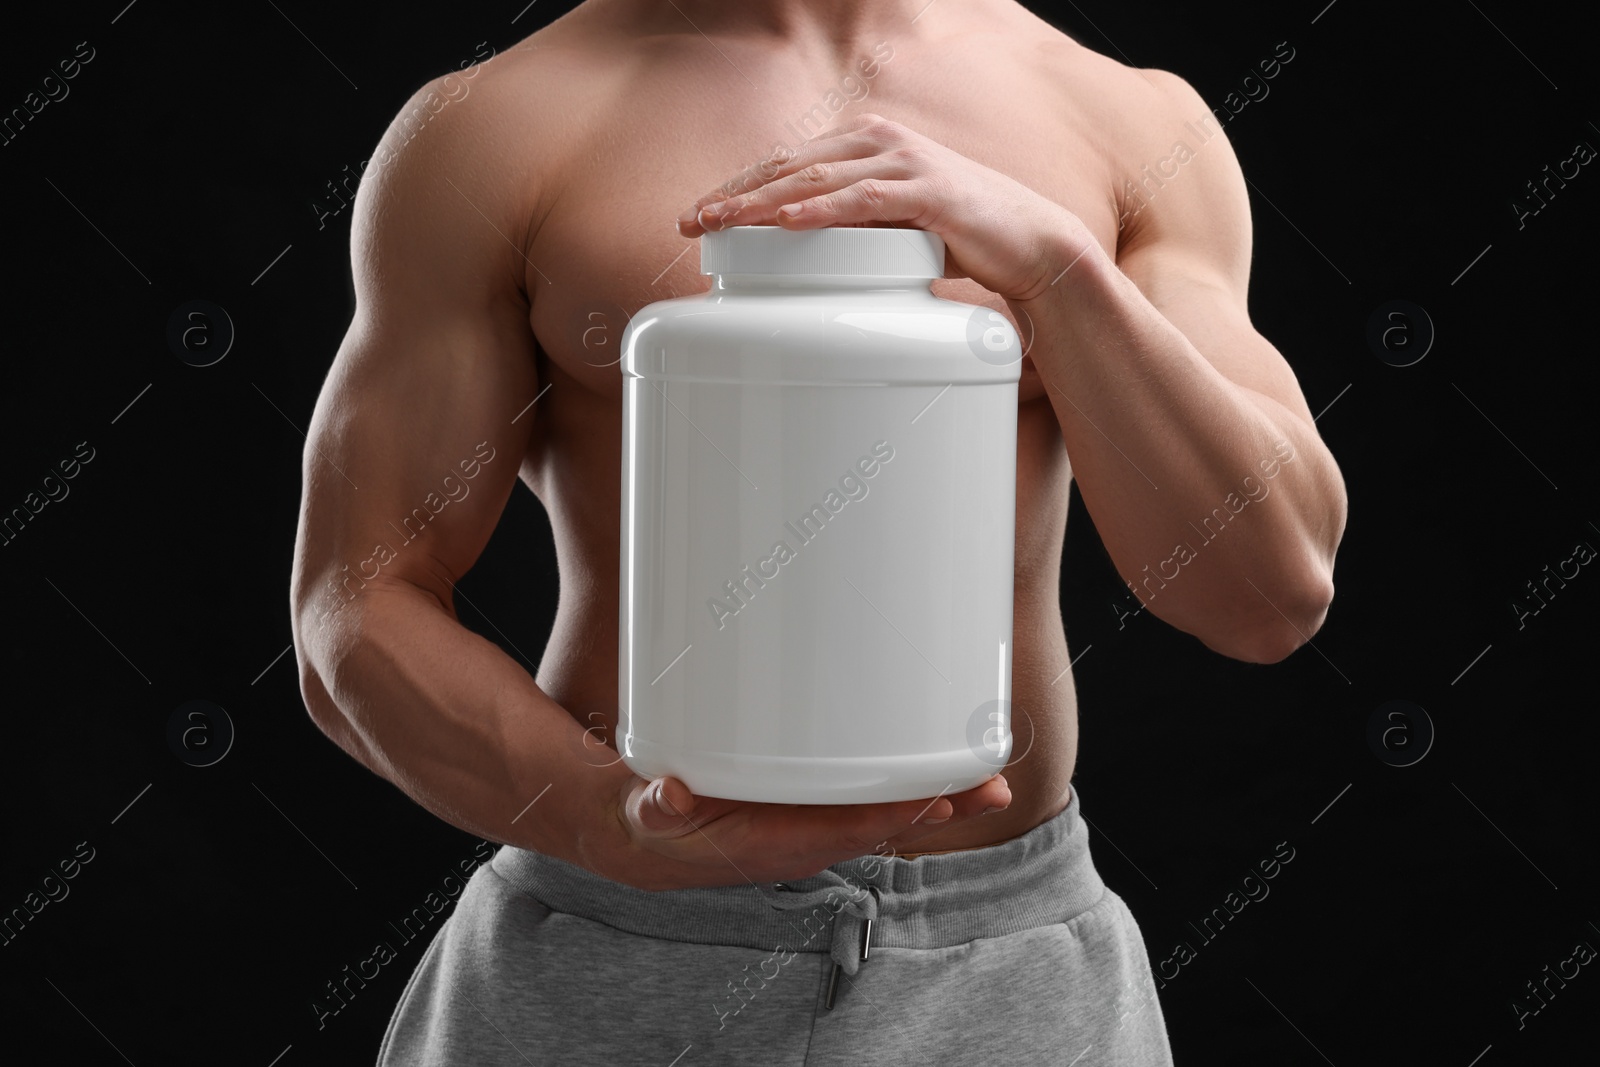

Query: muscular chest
left=523, top=54, right=1118, bottom=407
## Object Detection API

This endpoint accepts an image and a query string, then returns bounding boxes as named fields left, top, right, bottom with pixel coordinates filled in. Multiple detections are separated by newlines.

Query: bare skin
left=290, top=0, right=1346, bottom=888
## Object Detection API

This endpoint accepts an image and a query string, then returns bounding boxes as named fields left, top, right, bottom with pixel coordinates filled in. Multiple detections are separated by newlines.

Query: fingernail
left=981, top=806, right=1002, bottom=815
left=922, top=816, right=949, bottom=824
left=778, top=203, right=802, bottom=218
left=701, top=201, right=725, bottom=219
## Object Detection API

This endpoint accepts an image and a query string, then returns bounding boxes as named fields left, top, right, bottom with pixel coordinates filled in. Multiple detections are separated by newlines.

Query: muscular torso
left=502, top=1, right=1137, bottom=851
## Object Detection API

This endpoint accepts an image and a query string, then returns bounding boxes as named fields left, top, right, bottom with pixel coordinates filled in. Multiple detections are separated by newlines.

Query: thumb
left=626, top=776, right=699, bottom=836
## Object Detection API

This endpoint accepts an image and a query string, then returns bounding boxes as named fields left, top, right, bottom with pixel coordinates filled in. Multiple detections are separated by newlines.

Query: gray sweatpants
left=377, top=784, right=1174, bottom=1065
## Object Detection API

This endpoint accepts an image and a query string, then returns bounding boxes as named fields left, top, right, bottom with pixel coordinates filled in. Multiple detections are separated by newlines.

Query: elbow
left=291, top=590, right=352, bottom=737
left=292, top=615, right=336, bottom=736
left=1234, top=571, right=1335, bottom=665
left=294, top=621, right=371, bottom=764
left=290, top=581, right=407, bottom=773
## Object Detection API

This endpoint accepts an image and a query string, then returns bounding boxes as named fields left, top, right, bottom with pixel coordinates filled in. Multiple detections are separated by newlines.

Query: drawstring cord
left=768, top=876, right=881, bottom=1009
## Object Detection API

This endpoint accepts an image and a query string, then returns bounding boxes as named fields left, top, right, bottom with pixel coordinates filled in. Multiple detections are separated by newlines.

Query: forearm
left=1012, top=237, right=1346, bottom=662
left=293, top=578, right=596, bottom=860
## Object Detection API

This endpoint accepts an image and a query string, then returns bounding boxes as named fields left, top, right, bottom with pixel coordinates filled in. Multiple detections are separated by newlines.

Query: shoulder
left=1088, top=66, right=1253, bottom=292
left=1076, top=62, right=1239, bottom=193
left=1021, top=37, right=1247, bottom=218
left=349, top=28, right=616, bottom=292
left=1009, top=31, right=1260, bottom=300
left=364, top=30, right=599, bottom=199
left=1019, top=35, right=1252, bottom=271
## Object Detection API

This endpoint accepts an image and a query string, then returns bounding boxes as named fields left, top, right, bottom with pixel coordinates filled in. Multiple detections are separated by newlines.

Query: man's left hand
left=676, top=112, right=1095, bottom=304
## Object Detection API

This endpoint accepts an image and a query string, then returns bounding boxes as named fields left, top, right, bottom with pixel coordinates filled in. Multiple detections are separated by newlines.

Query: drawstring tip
left=828, top=888, right=878, bottom=1011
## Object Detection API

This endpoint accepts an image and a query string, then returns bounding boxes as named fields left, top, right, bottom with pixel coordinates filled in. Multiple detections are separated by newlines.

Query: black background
left=1, top=1, right=1595, bottom=1064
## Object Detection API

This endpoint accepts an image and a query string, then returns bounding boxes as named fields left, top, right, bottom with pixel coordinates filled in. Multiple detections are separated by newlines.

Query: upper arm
left=1112, top=69, right=1314, bottom=425
left=291, top=69, right=542, bottom=632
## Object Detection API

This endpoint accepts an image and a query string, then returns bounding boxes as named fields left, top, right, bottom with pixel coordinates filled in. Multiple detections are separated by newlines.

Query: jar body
left=619, top=273, right=1021, bottom=804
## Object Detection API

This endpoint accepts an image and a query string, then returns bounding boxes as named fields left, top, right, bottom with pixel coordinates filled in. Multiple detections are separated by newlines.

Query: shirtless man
left=290, top=0, right=1347, bottom=1062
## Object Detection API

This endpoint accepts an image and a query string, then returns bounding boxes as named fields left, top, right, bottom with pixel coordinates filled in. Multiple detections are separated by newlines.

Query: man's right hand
left=574, top=758, right=1012, bottom=891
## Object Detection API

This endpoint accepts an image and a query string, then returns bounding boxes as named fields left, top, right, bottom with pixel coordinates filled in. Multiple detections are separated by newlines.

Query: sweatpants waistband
left=489, top=783, right=1104, bottom=962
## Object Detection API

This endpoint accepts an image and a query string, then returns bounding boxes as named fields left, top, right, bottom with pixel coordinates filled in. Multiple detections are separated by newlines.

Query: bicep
left=1114, top=69, right=1313, bottom=424
left=294, top=77, right=541, bottom=619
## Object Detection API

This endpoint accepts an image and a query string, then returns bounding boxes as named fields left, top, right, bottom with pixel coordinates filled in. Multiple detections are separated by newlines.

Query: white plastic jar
left=619, top=225, right=1021, bottom=804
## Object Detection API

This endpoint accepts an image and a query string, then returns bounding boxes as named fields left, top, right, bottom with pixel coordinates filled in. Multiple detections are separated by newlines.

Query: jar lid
left=699, top=224, right=945, bottom=278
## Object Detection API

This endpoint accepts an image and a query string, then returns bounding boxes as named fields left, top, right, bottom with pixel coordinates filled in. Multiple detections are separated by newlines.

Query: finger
left=676, top=115, right=909, bottom=236
left=759, top=781, right=1006, bottom=867
left=693, top=156, right=919, bottom=232
left=880, top=775, right=1014, bottom=847
left=772, top=177, right=939, bottom=232
left=751, top=115, right=916, bottom=190
left=617, top=780, right=700, bottom=838
left=624, top=772, right=1013, bottom=878
left=946, top=773, right=1013, bottom=818
left=623, top=775, right=736, bottom=838
left=672, top=150, right=844, bottom=237
left=674, top=146, right=818, bottom=237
